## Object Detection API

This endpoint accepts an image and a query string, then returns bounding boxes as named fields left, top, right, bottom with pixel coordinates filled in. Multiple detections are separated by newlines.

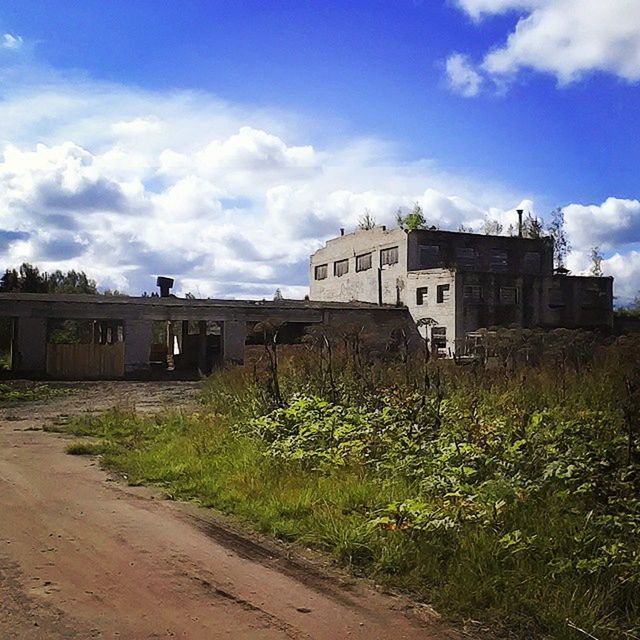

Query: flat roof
left=0, top=293, right=390, bottom=311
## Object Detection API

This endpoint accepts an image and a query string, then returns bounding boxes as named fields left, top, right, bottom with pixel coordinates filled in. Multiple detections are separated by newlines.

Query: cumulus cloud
left=563, top=197, right=640, bottom=251
left=1, top=33, right=23, bottom=50
left=0, top=59, right=635, bottom=301
left=445, top=53, right=483, bottom=96
left=449, top=0, right=640, bottom=94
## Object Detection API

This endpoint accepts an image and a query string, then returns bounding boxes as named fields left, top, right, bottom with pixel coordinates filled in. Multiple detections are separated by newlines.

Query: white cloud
left=563, top=197, right=640, bottom=251
left=603, top=251, right=640, bottom=303
left=111, top=118, right=163, bottom=137
left=1, top=33, right=23, bottom=50
left=445, top=53, right=483, bottom=96
left=449, top=0, right=640, bottom=93
left=0, top=58, right=635, bottom=302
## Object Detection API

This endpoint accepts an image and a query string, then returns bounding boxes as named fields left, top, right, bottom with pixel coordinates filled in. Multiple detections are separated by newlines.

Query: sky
left=0, top=0, right=639, bottom=303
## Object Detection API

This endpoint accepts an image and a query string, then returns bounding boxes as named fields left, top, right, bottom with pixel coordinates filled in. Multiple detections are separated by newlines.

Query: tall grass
left=61, top=332, right=640, bottom=640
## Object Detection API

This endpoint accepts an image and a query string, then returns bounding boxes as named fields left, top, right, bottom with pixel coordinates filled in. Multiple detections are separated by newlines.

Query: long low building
left=0, top=293, right=419, bottom=379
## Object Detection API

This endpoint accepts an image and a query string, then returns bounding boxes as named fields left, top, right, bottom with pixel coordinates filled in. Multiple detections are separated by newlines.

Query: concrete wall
left=405, top=269, right=457, bottom=353
left=541, top=275, right=613, bottom=328
left=222, top=319, right=246, bottom=364
left=407, top=229, right=554, bottom=275
left=124, top=319, right=153, bottom=374
left=309, top=227, right=408, bottom=305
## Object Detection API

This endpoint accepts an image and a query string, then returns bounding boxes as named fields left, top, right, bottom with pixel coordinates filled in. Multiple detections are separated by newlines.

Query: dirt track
left=0, top=382, right=459, bottom=640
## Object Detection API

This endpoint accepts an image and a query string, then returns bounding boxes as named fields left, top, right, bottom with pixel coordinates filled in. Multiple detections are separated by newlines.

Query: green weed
left=57, top=333, right=640, bottom=640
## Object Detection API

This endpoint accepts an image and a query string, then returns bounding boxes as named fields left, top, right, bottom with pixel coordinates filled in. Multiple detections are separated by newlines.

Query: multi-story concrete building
left=309, top=224, right=614, bottom=355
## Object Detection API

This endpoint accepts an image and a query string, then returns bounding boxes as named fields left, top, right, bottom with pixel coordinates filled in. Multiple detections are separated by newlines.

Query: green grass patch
left=0, top=382, right=74, bottom=403
left=65, top=440, right=114, bottom=456
left=56, top=337, right=640, bottom=640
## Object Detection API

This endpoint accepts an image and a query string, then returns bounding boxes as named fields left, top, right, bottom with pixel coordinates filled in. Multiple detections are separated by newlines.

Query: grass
left=55, top=337, right=640, bottom=640
left=0, top=381, right=73, bottom=402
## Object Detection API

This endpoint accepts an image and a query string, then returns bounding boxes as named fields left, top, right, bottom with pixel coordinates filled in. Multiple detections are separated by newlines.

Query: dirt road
left=0, top=382, right=458, bottom=640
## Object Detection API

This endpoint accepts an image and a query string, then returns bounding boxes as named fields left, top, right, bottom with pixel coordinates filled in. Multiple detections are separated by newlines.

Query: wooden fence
left=46, top=343, right=125, bottom=379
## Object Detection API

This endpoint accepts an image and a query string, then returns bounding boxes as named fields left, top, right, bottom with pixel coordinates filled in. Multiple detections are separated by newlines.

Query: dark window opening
left=416, top=286, right=428, bottom=305
left=380, top=246, right=399, bottom=266
left=437, top=284, right=451, bottom=303
left=355, top=253, right=372, bottom=272
left=490, top=249, right=509, bottom=273
left=456, top=247, right=476, bottom=270
left=463, top=284, right=483, bottom=302
left=524, top=251, right=541, bottom=274
left=314, top=264, right=328, bottom=280
left=334, top=259, right=349, bottom=277
left=431, top=326, right=447, bottom=354
left=499, top=286, right=518, bottom=305
left=419, top=244, right=441, bottom=268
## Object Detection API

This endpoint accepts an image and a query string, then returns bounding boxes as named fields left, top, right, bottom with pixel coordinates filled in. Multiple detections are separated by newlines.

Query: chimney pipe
left=340, top=228, right=345, bottom=236
left=156, top=276, right=174, bottom=298
left=516, top=209, right=524, bottom=238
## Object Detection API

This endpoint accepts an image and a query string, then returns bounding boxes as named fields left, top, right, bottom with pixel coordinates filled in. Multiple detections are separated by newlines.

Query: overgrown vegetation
left=59, top=329, right=640, bottom=639
left=0, top=381, right=73, bottom=402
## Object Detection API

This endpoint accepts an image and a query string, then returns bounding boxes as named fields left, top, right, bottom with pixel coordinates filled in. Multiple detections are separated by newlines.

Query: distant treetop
left=0, top=263, right=98, bottom=294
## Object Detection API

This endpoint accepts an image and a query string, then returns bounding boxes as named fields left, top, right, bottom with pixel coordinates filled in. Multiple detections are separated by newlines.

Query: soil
left=0, top=381, right=462, bottom=639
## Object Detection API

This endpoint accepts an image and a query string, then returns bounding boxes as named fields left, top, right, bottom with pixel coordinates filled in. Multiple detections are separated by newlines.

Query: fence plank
left=46, top=343, right=125, bottom=379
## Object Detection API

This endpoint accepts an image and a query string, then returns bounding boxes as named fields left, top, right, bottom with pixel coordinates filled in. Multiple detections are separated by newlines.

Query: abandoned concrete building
left=309, top=222, right=614, bottom=355
left=0, top=291, right=418, bottom=379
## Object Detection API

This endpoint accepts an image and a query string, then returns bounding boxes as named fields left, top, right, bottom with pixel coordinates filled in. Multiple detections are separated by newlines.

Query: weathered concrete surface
left=0, top=383, right=458, bottom=640
left=123, top=318, right=153, bottom=374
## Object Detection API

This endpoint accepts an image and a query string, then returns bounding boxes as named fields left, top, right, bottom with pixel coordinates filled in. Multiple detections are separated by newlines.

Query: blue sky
left=0, top=0, right=639, bottom=301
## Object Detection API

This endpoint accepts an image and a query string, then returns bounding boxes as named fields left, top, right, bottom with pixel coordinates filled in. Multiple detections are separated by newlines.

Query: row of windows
left=549, top=287, right=606, bottom=308
left=416, top=285, right=606, bottom=309
left=418, top=244, right=542, bottom=274
left=314, top=246, right=399, bottom=280
left=415, top=285, right=520, bottom=306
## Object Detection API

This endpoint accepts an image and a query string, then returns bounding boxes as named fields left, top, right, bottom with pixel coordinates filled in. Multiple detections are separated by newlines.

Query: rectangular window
left=380, top=246, right=399, bottom=266
left=416, top=286, right=428, bottom=305
left=490, top=249, right=509, bottom=273
left=549, top=288, right=565, bottom=307
left=334, top=259, right=349, bottom=277
left=463, top=284, right=483, bottom=302
left=314, top=264, right=327, bottom=281
left=524, top=251, right=541, bottom=274
left=431, top=326, right=447, bottom=353
left=355, top=252, right=372, bottom=272
left=499, top=286, right=519, bottom=305
left=456, top=247, right=476, bottom=270
left=437, top=284, right=451, bottom=303
left=419, top=244, right=441, bottom=268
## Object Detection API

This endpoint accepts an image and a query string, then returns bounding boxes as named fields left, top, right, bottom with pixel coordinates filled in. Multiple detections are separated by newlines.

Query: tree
left=0, top=263, right=97, bottom=294
left=358, top=209, right=376, bottom=230
left=589, top=246, right=604, bottom=277
left=547, top=207, right=571, bottom=271
left=482, top=219, right=503, bottom=235
left=522, top=213, right=544, bottom=239
left=396, top=202, right=427, bottom=231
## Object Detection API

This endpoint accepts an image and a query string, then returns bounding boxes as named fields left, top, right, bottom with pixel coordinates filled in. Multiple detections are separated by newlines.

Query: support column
left=124, top=319, right=152, bottom=375
left=13, top=317, right=47, bottom=376
left=222, top=319, right=246, bottom=365
left=197, top=321, right=208, bottom=374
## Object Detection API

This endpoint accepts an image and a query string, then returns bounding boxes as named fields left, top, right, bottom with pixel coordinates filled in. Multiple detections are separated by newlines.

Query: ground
left=0, top=382, right=460, bottom=640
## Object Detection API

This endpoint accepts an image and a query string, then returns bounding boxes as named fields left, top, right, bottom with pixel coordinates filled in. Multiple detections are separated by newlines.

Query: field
left=59, top=328, right=640, bottom=639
